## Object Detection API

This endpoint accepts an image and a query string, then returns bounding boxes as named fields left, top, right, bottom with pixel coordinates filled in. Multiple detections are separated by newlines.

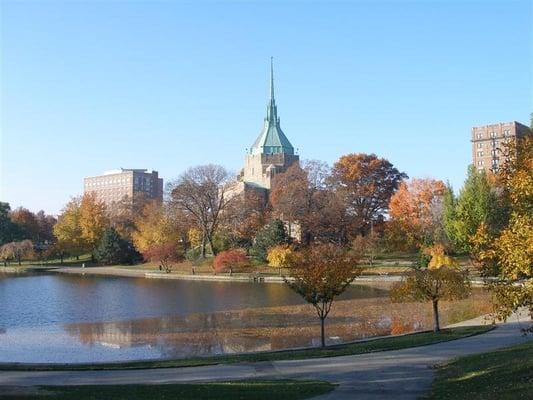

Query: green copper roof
left=250, top=58, right=295, bottom=156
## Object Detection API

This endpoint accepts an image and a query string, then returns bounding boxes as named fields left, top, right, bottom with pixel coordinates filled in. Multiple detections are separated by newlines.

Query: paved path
left=1, top=313, right=531, bottom=399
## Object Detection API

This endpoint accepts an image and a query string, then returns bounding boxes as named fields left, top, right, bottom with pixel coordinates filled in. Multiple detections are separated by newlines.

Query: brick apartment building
left=471, top=121, right=531, bottom=173
left=84, top=168, right=163, bottom=205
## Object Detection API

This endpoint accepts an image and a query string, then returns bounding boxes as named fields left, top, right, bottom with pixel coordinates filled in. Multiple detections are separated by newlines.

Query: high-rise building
left=471, top=121, right=531, bottom=173
left=84, top=168, right=163, bottom=205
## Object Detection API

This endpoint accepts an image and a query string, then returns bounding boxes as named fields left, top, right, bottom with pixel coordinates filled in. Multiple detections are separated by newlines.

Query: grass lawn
left=429, top=340, right=533, bottom=400
left=0, top=325, right=493, bottom=372
left=0, top=379, right=335, bottom=400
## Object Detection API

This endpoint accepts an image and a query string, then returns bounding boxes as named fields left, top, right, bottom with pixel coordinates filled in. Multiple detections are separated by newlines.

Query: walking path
left=1, top=311, right=531, bottom=399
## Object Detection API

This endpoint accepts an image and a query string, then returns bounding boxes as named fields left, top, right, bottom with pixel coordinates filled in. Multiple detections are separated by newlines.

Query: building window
left=477, top=143, right=483, bottom=148
left=477, top=151, right=483, bottom=157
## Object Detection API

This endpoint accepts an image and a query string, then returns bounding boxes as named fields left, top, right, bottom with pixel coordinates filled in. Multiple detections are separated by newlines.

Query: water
left=0, top=272, right=392, bottom=363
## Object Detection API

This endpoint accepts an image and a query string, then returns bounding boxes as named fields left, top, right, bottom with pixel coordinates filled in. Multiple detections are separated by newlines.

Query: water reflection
left=0, top=273, right=491, bottom=363
left=62, top=291, right=492, bottom=360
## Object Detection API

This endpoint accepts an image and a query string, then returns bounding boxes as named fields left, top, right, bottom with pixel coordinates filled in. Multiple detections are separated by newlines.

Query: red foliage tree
left=213, top=249, right=248, bottom=274
left=143, top=242, right=183, bottom=273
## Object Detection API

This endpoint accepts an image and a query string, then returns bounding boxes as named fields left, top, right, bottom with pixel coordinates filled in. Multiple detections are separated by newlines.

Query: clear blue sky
left=1, top=0, right=531, bottom=215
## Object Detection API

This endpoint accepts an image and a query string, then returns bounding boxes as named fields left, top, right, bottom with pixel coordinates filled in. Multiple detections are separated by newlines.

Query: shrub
left=213, top=249, right=248, bottom=274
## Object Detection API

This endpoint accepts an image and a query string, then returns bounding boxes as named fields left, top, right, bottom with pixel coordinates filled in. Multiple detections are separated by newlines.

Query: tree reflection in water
left=64, top=289, right=492, bottom=359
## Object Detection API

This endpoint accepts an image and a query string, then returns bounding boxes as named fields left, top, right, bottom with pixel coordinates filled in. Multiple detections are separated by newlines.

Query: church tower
left=242, top=58, right=299, bottom=189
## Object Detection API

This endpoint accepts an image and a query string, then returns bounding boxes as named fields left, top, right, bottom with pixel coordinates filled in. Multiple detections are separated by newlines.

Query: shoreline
left=1, top=265, right=490, bottom=287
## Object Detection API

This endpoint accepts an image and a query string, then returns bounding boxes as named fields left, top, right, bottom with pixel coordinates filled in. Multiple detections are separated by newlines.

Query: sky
left=1, top=0, right=532, bottom=215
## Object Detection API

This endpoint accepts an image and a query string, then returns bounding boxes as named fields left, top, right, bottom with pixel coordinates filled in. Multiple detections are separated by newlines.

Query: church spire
left=270, top=56, right=275, bottom=101
left=266, top=57, right=277, bottom=123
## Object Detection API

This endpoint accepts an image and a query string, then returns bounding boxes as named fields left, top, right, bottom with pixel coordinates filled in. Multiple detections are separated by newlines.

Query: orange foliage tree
left=330, top=153, right=407, bottom=237
left=213, top=249, right=248, bottom=274
left=387, top=178, right=447, bottom=251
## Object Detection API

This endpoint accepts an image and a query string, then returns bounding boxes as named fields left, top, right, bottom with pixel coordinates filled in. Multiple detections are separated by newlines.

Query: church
left=228, top=59, right=299, bottom=200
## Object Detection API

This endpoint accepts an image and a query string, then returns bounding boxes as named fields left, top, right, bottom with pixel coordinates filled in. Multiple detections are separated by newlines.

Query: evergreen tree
left=251, top=219, right=288, bottom=261
left=95, top=228, right=141, bottom=265
left=447, top=166, right=498, bottom=253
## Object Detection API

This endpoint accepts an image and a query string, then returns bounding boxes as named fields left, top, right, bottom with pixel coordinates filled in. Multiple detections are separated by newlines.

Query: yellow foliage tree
left=425, top=244, right=458, bottom=270
left=53, top=197, right=85, bottom=257
left=79, top=192, right=109, bottom=254
left=486, top=136, right=532, bottom=324
left=267, top=245, right=297, bottom=275
left=132, top=201, right=182, bottom=254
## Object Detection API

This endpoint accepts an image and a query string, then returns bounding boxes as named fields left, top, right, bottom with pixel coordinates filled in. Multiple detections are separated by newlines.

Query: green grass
left=0, top=379, right=335, bottom=400
left=0, top=325, right=493, bottom=372
left=428, top=340, right=533, bottom=400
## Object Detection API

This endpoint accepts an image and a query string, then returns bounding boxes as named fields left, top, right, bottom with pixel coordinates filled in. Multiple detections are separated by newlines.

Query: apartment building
left=471, top=121, right=531, bottom=173
left=84, top=168, right=163, bottom=205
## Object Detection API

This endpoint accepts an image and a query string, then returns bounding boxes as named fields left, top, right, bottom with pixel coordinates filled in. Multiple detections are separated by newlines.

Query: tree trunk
left=60, top=253, right=64, bottom=264
left=200, top=234, right=206, bottom=259
left=17, top=256, right=21, bottom=266
left=432, top=299, right=440, bottom=332
left=320, top=316, right=326, bottom=347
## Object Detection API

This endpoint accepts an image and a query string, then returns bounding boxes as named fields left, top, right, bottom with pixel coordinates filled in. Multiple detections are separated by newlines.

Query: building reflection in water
left=63, top=290, right=491, bottom=359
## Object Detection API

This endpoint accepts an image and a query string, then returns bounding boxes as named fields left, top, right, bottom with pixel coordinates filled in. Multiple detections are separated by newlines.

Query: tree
left=0, top=202, right=20, bottom=246
left=286, top=244, right=362, bottom=347
left=34, top=210, right=57, bottom=244
left=169, top=164, right=233, bottom=258
left=213, top=249, right=248, bottom=274
left=251, top=219, right=288, bottom=262
left=330, top=153, right=407, bottom=236
left=387, top=178, right=447, bottom=251
left=270, top=164, right=309, bottom=235
left=445, top=166, right=500, bottom=253
left=10, top=207, right=39, bottom=241
left=94, top=228, right=141, bottom=265
left=1, top=240, right=35, bottom=265
left=143, top=242, right=184, bottom=273
left=132, top=201, right=186, bottom=254
left=390, top=245, right=470, bottom=332
left=267, top=244, right=297, bottom=275
left=79, top=192, right=109, bottom=256
left=480, top=136, right=533, bottom=325
left=54, top=197, right=85, bottom=258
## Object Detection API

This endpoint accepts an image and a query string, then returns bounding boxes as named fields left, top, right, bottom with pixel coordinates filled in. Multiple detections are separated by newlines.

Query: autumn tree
left=169, top=164, right=233, bottom=258
left=132, top=201, right=187, bottom=255
left=143, top=242, right=184, bottom=273
left=213, top=249, right=248, bottom=274
left=267, top=244, right=297, bottom=275
left=10, top=207, right=39, bottom=241
left=390, top=245, right=470, bottom=332
left=387, top=178, right=447, bottom=251
left=1, top=240, right=35, bottom=265
left=34, top=210, right=57, bottom=244
left=270, top=163, right=309, bottom=236
left=251, top=219, right=288, bottom=261
left=270, top=160, right=349, bottom=245
left=54, top=197, right=85, bottom=258
left=330, top=153, right=407, bottom=237
left=479, top=136, right=533, bottom=325
left=79, top=192, right=109, bottom=257
left=286, top=244, right=362, bottom=347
